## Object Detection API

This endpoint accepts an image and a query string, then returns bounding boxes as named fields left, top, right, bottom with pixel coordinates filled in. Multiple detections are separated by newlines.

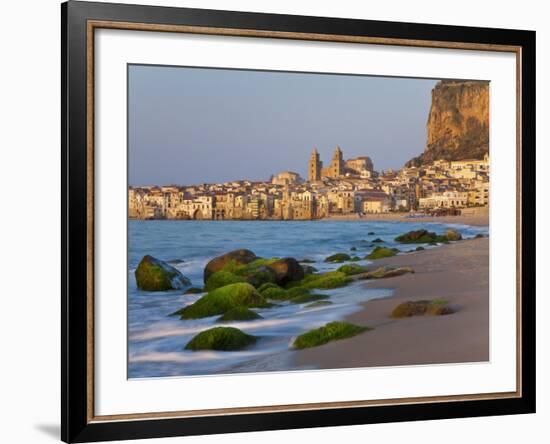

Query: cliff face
left=407, top=80, right=489, bottom=166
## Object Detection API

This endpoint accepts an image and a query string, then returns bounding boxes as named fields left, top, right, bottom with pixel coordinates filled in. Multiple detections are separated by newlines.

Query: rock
left=185, top=327, right=257, bottom=351
left=267, top=258, right=305, bottom=285
left=203, top=249, right=257, bottom=283
left=445, top=229, right=462, bottom=241
left=366, top=246, right=399, bottom=259
left=394, top=229, right=447, bottom=244
left=391, top=299, right=455, bottom=318
left=288, top=271, right=351, bottom=290
left=416, top=246, right=425, bottom=251
left=258, top=284, right=312, bottom=301
left=299, top=258, right=315, bottom=263
left=292, top=321, right=372, bottom=349
left=350, top=246, right=357, bottom=251
left=259, top=285, right=289, bottom=300
left=372, top=238, right=384, bottom=243
left=324, top=253, right=351, bottom=263
left=216, top=307, right=262, bottom=322
left=337, top=263, right=369, bottom=276
left=475, top=233, right=485, bottom=239
left=367, top=231, right=375, bottom=235
left=174, top=283, right=268, bottom=319
left=135, top=255, right=190, bottom=291
left=204, top=271, right=246, bottom=292
left=166, top=259, right=185, bottom=264
left=184, top=287, right=204, bottom=295
left=245, top=265, right=278, bottom=288
left=350, top=267, right=414, bottom=281
left=349, top=256, right=361, bottom=262
left=302, top=264, right=318, bottom=275
left=289, top=293, right=329, bottom=304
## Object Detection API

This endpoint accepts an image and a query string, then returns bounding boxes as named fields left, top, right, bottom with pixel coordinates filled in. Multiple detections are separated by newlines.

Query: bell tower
left=308, top=148, right=322, bottom=182
left=330, top=146, right=344, bottom=178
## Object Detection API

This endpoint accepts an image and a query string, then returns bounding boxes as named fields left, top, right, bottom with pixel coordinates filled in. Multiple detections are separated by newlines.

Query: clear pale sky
left=128, top=64, right=437, bottom=186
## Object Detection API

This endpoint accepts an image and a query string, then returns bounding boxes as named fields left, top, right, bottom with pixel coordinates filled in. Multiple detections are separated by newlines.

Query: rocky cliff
left=407, top=80, right=489, bottom=167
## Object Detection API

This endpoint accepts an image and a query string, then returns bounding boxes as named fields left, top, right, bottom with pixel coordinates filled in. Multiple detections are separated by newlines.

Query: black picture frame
left=61, top=1, right=536, bottom=442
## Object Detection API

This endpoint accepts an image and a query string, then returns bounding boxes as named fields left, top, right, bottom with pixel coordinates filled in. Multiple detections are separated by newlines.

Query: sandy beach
left=293, top=237, right=489, bottom=369
left=325, top=209, right=489, bottom=227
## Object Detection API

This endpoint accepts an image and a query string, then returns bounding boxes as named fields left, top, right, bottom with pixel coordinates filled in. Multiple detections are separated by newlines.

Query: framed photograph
left=61, top=1, right=535, bottom=442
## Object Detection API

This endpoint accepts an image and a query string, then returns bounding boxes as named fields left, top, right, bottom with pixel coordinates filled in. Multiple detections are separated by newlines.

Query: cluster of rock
left=134, top=227, right=468, bottom=351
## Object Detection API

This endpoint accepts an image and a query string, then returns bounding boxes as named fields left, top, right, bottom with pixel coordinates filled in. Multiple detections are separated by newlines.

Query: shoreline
left=293, top=237, right=489, bottom=369
left=129, top=210, right=489, bottom=227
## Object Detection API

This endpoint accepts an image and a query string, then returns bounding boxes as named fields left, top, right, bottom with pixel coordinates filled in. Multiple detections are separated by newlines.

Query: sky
left=128, top=65, right=437, bottom=186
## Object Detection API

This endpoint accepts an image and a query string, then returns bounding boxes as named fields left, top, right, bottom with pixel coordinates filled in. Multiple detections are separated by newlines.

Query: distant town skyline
left=128, top=65, right=437, bottom=186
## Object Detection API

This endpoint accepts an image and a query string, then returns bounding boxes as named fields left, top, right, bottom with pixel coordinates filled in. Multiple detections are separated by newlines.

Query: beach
left=293, top=237, right=489, bottom=369
left=325, top=208, right=489, bottom=227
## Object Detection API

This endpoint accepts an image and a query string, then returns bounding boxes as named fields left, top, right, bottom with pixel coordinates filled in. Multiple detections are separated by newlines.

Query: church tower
left=330, top=146, right=344, bottom=178
left=308, top=148, right=322, bottom=182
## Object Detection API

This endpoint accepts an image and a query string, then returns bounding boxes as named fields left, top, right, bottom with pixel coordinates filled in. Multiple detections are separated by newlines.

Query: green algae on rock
left=324, top=253, right=351, bottom=263
left=185, top=327, right=257, bottom=351
left=292, top=321, right=372, bottom=349
left=391, top=299, right=455, bottom=318
left=135, top=255, right=190, bottom=291
left=175, top=283, right=268, bottom=319
left=216, top=307, right=263, bottom=322
left=366, top=246, right=399, bottom=260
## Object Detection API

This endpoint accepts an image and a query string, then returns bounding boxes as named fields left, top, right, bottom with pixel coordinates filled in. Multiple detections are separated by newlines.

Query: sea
left=128, top=219, right=488, bottom=378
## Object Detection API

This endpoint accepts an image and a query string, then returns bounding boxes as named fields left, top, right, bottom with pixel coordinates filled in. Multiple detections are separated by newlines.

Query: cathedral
left=308, top=147, right=373, bottom=182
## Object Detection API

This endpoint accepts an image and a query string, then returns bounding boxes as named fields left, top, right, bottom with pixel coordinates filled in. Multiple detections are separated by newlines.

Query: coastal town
left=128, top=146, right=490, bottom=221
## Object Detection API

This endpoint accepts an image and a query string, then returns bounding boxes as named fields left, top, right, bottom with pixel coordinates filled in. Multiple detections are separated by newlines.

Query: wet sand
left=293, top=237, right=489, bottom=369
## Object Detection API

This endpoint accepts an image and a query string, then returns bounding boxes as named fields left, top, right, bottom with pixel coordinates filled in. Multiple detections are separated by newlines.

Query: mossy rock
left=185, top=327, right=257, bottom=351
left=216, top=307, right=262, bottom=322
left=234, top=258, right=280, bottom=276
left=267, top=258, right=305, bottom=285
left=302, top=264, right=318, bottom=275
left=244, top=266, right=278, bottom=288
left=394, top=229, right=448, bottom=244
left=292, top=321, right=372, bottom=349
left=366, top=246, right=399, bottom=260
left=257, top=282, right=281, bottom=293
left=261, top=286, right=289, bottom=300
left=204, top=271, right=246, bottom=292
left=324, top=253, right=351, bottom=263
left=289, top=293, right=329, bottom=304
left=203, top=249, right=257, bottom=283
left=287, top=271, right=351, bottom=290
left=184, top=287, right=204, bottom=295
left=287, top=286, right=310, bottom=298
left=135, top=255, right=191, bottom=291
left=445, top=229, right=462, bottom=241
left=366, top=266, right=414, bottom=279
left=260, top=285, right=312, bottom=301
left=305, top=300, right=334, bottom=308
left=337, top=264, right=369, bottom=276
left=175, top=283, right=268, bottom=319
left=391, top=299, right=455, bottom=318
left=349, top=256, right=362, bottom=262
